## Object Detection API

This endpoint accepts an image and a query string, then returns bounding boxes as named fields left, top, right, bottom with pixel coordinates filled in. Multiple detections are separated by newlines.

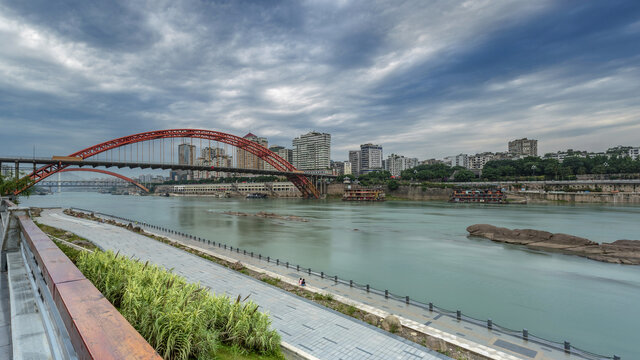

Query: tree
left=453, top=169, right=476, bottom=182
left=387, top=179, right=400, bottom=191
left=0, top=176, right=33, bottom=197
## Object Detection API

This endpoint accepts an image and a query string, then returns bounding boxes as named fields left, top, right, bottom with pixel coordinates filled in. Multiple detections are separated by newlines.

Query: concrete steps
left=6, top=251, right=52, bottom=360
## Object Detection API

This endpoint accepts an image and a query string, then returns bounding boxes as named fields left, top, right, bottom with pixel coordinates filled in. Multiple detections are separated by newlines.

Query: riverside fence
left=70, top=207, right=620, bottom=360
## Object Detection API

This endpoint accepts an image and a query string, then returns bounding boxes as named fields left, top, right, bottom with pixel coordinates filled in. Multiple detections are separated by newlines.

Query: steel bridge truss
left=17, top=129, right=321, bottom=198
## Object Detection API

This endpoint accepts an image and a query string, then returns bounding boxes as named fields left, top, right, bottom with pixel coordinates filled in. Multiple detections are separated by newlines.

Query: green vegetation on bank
left=482, top=155, right=640, bottom=181
left=57, top=245, right=282, bottom=360
left=337, top=154, right=640, bottom=190
left=0, top=175, right=33, bottom=197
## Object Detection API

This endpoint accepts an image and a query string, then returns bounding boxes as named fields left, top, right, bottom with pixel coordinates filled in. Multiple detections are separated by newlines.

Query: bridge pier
left=15, top=160, right=19, bottom=180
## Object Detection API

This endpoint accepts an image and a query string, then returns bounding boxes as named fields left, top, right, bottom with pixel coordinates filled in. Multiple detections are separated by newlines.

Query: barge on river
left=450, top=189, right=506, bottom=203
left=343, top=188, right=385, bottom=201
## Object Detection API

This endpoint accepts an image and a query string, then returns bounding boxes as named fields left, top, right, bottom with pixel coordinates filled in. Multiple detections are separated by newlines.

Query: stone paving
left=124, top=216, right=604, bottom=360
left=0, top=270, right=11, bottom=360
left=89, top=212, right=601, bottom=360
left=39, top=210, right=451, bottom=360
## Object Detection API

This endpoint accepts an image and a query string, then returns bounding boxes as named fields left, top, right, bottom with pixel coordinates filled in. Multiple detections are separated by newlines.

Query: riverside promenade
left=38, top=209, right=451, bottom=360
left=79, top=211, right=612, bottom=360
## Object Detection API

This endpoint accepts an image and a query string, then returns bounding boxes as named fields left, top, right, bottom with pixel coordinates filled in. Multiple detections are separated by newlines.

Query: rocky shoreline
left=466, top=224, right=640, bottom=265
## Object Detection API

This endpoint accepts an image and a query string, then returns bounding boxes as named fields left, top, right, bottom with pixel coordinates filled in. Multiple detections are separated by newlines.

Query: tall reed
left=76, top=251, right=281, bottom=360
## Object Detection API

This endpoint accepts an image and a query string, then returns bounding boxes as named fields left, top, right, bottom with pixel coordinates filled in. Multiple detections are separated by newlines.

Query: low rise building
left=171, top=182, right=300, bottom=197
left=544, top=149, right=589, bottom=162
left=508, top=138, right=538, bottom=157
left=332, top=161, right=352, bottom=175
left=384, top=154, right=419, bottom=177
left=468, top=152, right=495, bottom=170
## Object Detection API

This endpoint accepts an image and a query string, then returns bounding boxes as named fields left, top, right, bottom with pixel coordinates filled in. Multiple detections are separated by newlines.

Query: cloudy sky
left=1, top=0, right=639, bottom=162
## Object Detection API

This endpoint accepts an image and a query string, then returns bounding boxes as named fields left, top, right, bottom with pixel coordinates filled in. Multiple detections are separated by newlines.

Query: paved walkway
left=84, top=211, right=602, bottom=360
left=0, top=269, right=11, bottom=360
left=39, top=210, right=450, bottom=360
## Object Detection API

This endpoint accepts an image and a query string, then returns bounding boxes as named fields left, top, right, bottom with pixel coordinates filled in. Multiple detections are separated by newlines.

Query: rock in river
left=466, top=224, right=640, bottom=265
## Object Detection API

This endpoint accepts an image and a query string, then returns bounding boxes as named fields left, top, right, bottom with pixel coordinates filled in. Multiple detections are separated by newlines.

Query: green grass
left=260, top=277, right=281, bottom=287
left=75, top=250, right=282, bottom=360
left=35, top=222, right=99, bottom=251
left=216, top=344, right=285, bottom=360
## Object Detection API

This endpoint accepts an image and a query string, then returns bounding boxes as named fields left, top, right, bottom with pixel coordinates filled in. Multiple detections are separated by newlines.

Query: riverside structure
left=21, top=193, right=640, bottom=359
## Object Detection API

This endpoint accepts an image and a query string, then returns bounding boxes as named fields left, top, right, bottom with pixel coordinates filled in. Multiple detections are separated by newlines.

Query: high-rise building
left=384, top=154, right=419, bottom=177
left=269, top=145, right=294, bottom=166
left=348, top=151, right=361, bottom=176
left=178, top=144, right=196, bottom=165
left=292, top=132, right=331, bottom=171
left=237, top=133, right=268, bottom=170
left=629, top=147, right=639, bottom=160
left=200, top=146, right=233, bottom=177
left=508, top=138, right=538, bottom=157
left=360, top=143, right=383, bottom=174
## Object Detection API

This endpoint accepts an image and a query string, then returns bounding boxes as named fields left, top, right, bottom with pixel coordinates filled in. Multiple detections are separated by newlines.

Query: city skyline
left=1, top=1, right=639, bottom=160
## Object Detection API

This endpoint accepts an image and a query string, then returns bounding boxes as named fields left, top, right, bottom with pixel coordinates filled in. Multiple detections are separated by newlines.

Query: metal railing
left=71, top=207, right=621, bottom=360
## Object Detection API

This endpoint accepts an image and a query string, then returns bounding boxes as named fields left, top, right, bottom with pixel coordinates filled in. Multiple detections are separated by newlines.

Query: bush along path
left=75, top=250, right=282, bottom=359
left=39, top=227, right=283, bottom=360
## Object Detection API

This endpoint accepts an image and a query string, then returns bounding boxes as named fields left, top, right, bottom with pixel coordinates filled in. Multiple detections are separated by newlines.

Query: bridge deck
left=39, top=209, right=451, bottom=360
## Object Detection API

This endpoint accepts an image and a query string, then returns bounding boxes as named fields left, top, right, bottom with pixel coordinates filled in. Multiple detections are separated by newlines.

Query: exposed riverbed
left=23, top=192, right=640, bottom=359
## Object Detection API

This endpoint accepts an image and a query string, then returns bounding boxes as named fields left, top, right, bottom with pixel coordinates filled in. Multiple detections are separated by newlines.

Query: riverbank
left=328, top=184, right=640, bottom=203
left=37, top=209, right=452, bottom=360
left=53, top=208, right=587, bottom=360
left=20, top=193, right=640, bottom=360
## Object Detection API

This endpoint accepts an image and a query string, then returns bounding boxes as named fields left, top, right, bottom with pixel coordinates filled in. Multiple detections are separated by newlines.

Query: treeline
left=399, top=164, right=476, bottom=182
left=482, top=155, right=640, bottom=181
left=335, top=154, right=640, bottom=186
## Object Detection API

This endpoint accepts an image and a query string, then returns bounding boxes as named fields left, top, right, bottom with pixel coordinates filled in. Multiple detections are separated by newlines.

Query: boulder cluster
left=466, top=224, right=640, bottom=265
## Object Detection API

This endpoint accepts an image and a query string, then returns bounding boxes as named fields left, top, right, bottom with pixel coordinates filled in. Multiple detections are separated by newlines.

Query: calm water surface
left=23, top=193, right=640, bottom=359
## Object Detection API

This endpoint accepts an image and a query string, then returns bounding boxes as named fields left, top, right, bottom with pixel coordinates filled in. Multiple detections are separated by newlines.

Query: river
left=22, top=192, right=640, bottom=359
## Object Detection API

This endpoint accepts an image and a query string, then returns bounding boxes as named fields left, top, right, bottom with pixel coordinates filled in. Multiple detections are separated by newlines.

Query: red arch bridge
left=3, top=129, right=336, bottom=198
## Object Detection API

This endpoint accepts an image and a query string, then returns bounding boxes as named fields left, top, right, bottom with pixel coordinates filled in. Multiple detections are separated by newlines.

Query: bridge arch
left=55, top=168, right=150, bottom=192
left=19, top=129, right=319, bottom=198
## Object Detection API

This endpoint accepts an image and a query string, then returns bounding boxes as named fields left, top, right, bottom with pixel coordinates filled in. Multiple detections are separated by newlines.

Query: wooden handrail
left=17, top=215, right=161, bottom=360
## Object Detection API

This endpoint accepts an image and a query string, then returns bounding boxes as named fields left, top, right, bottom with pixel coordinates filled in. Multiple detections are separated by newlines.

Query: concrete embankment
left=521, top=191, right=640, bottom=203
left=467, top=224, right=640, bottom=265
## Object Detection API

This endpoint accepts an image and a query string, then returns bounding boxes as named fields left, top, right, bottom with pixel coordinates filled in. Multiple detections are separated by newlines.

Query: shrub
left=76, top=250, right=281, bottom=359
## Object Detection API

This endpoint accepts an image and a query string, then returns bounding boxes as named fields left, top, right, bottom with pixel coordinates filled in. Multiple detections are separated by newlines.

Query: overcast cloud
left=1, top=0, right=639, bottom=161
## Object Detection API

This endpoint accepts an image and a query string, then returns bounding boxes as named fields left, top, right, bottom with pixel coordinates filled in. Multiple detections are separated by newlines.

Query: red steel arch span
left=56, top=168, right=150, bottom=193
left=19, top=129, right=320, bottom=198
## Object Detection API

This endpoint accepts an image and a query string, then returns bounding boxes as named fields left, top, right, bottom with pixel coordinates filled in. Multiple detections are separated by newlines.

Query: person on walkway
left=301, top=278, right=306, bottom=286
left=298, top=278, right=303, bottom=286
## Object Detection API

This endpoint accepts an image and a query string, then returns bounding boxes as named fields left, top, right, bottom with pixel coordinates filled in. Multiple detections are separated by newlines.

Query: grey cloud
left=0, top=0, right=638, bottom=162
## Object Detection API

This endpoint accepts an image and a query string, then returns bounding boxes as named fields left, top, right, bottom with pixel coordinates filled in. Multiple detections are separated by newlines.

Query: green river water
left=22, top=192, right=640, bottom=359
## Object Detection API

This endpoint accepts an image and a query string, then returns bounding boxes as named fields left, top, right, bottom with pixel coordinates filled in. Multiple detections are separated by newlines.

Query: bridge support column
left=15, top=160, right=19, bottom=179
